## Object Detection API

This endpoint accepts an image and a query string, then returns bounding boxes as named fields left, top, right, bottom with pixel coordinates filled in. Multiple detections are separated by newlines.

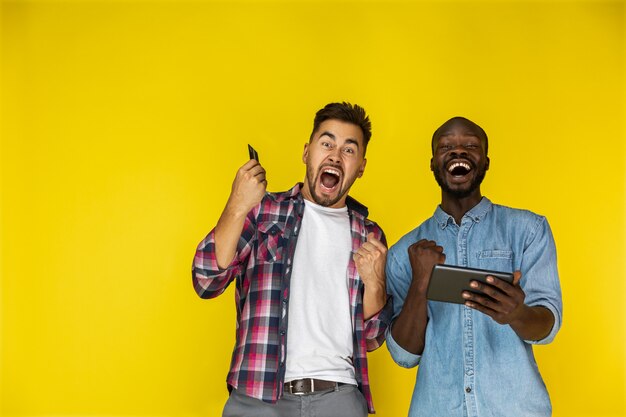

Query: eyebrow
left=319, top=132, right=360, bottom=148
left=319, top=131, right=336, bottom=141
left=345, top=138, right=360, bottom=148
left=439, top=131, right=481, bottom=139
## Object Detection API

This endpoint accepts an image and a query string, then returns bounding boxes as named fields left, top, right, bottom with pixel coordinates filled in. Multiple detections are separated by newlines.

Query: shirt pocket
left=257, top=220, right=289, bottom=263
left=476, top=249, right=514, bottom=273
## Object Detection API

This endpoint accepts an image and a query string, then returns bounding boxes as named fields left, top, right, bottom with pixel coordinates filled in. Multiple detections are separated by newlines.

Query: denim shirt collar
left=434, top=196, right=493, bottom=229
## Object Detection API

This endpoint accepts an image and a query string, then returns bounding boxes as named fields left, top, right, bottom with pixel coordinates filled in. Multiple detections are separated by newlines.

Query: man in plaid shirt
left=193, top=102, right=391, bottom=416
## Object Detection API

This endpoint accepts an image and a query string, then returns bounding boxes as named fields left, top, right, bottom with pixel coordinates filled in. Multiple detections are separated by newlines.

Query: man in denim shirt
left=386, top=117, right=563, bottom=417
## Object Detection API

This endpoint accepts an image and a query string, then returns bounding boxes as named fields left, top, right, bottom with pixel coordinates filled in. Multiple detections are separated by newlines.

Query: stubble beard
left=305, top=165, right=353, bottom=207
left=433, top=164, right=487, bottom=199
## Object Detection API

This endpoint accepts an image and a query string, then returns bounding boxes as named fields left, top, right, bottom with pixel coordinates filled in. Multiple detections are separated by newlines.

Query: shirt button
left=465, top=387, right=472, bottom=393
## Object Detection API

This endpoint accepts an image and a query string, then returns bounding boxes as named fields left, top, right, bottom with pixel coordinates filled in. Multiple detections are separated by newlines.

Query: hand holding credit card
left=224, top=144, right=265, bottom=215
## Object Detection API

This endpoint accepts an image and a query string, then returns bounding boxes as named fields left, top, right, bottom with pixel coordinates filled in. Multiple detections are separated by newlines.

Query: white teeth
left=322, top=168, right=341, bottom=176
left=448, top=162, right=471, bottom=173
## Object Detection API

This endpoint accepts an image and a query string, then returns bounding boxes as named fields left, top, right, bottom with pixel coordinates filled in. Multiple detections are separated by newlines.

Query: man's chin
left=444, top=187, right=475, bottom=199
left=311, top=189, right=343, bottom=207
left=434, top=171, right=484, bottom=199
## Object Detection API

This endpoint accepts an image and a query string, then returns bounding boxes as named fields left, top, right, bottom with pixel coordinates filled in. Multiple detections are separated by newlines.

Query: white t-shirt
left=284, top=199, right=357, bottom=385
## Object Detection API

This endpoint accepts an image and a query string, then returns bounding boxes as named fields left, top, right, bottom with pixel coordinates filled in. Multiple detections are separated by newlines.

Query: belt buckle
left=289, top=379, right=314, bottom=395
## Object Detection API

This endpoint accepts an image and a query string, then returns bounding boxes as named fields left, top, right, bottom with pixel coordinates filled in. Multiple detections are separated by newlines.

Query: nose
left=328, top=147, right=342, bottom=163
left=450, top=145, right=468, bottom=158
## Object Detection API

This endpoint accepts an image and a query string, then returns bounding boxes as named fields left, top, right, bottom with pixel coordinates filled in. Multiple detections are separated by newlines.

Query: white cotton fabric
left=285, top=199, right=356, bottom=385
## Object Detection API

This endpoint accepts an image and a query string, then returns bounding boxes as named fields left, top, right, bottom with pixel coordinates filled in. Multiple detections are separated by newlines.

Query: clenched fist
left=354, top=232, right=388, bottom=319
left=407, top=239, right=446, bottom=296
left=226, top=159, right=267, bottom=216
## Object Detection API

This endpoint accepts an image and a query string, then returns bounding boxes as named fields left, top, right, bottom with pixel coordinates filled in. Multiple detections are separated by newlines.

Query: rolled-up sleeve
left=520, top=216, right=563, bottom=345
left=386, top=326, right=421, bottom=368
left=384, top=243, right=423, bottom=367
left=362, top=223, right=393, bottom=351
left=192, top=210, right=256, bottom=299
left=363, top=296, right=393, bottom=351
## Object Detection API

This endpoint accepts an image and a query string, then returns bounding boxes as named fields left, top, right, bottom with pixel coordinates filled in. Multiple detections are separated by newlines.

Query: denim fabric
left=386, top=197, right=562, bottom=417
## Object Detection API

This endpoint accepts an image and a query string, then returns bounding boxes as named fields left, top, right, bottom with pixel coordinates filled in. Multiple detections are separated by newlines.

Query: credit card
left=248, top=144, right=259, bottom=162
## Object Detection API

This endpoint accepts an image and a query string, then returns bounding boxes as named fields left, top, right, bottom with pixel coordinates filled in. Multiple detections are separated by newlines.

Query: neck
left=440, top=190, right=483, bottom=225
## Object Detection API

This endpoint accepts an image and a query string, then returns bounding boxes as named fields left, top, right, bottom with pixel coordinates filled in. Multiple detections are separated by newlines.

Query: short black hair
left=431, top=116, right=488, bottom=155
left=310, top=102, right=372, bottom=155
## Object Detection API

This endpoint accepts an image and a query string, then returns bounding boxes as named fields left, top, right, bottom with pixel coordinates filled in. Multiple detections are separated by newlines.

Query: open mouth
left=447, top=161, right=472, bottom=177
left=319, top=167, right=342, bottom=192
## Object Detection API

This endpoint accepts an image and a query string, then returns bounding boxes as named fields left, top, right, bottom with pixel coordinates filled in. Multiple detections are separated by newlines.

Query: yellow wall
left=1, top=1, right=624, bottom=416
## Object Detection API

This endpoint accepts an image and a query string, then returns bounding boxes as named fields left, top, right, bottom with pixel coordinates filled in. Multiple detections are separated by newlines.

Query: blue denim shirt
left=386, top=197, right=562, bottom=417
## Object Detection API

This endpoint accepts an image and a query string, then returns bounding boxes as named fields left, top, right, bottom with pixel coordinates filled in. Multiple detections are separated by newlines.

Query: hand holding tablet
left=427, top=264, right=514, bottom=304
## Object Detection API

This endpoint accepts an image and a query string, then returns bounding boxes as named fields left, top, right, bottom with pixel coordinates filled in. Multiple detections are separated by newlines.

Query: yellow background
left=1, top=0, right=624, bottom=416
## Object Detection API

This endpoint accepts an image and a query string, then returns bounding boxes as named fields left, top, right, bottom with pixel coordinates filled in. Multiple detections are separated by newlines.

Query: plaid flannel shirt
left=192, top=183, right=391, bottom=413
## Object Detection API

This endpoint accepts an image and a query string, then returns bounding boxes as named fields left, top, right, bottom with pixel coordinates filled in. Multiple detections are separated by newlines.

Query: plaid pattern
left=192, top=183, right=391, bottom=413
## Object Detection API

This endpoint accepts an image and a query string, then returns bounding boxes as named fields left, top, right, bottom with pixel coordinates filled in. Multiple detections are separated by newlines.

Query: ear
left=430, top=157, right=434, bottom=172
left=485, top=156, right=490, bottom=171
left=302, top=143, right=309, bottom=164
left=357, top=158, right=367, bottom=178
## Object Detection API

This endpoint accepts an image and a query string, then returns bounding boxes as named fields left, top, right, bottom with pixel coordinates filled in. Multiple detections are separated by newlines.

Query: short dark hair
left=431, top=116, right=488, bottom=155
left=310, top=102, right=372, bottom=155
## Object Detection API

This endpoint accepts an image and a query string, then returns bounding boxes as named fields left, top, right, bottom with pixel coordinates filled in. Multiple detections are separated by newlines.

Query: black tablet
left=426, top=264, right=514, bottom=304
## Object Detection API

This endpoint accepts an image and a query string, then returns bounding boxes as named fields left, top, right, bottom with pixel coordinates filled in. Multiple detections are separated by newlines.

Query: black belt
left=285, top=378, right=345, bottom=395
